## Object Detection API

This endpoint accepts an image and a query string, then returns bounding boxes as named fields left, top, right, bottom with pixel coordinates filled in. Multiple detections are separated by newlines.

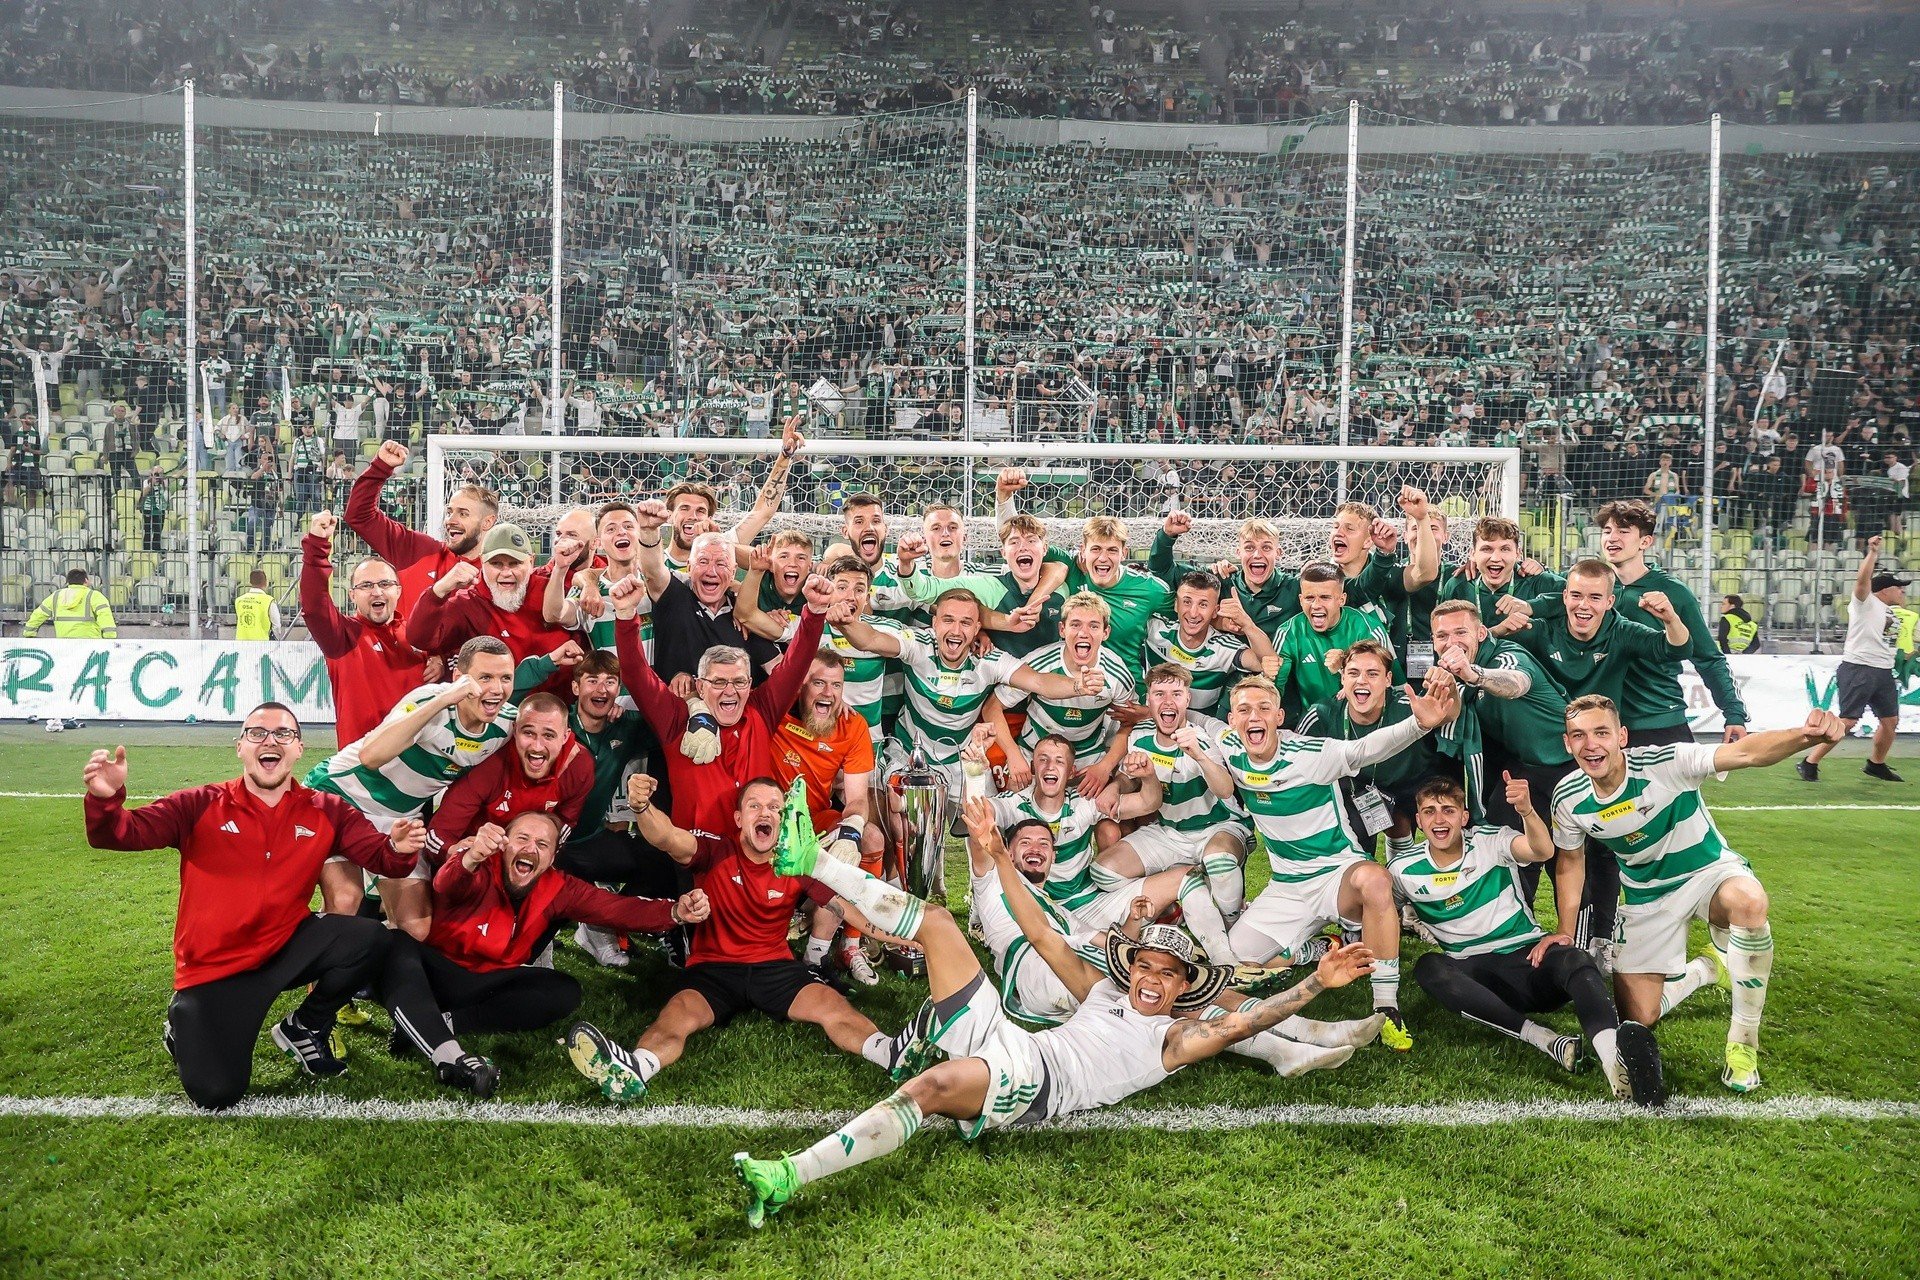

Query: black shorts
left=674, top=960, right=829, bottom=1026
left=1836, top=660, right=1900, bottom=721
left=1625, top=722, right=1698, bottom=749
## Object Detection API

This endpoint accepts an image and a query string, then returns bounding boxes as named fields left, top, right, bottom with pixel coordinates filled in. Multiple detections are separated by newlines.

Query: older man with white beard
left=407, top=523, right=579, bottom=668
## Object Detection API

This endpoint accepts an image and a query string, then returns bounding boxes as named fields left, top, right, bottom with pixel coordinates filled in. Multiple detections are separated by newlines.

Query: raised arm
left=964, top=798, right=1103, bottom=1003
left=406, top=561, right=480, bottom=653
left=728, top=416, right=803, bottom=545
left=358, top=679, right=472, bottom=772
left=631, top=498, right=672, bottom=600
left=732, top=550, right=790, bottom=644
left=343, top=440, right=444, bottom=570
left=298, top=515, right=357, bottom=658
left=1501, top=771, right=1556, bottom=864
left=82, top=752, right=211, bottom=851
left=748, top=579, right=828, bottom=722
left=1854, top=534, right=1883, bottom=602
left=1399, top=486, right=1439, bottom=592
left=1633, top=591, right=1691, bottom=651
left=1711, top=710, right=1843, bottom=774
left=609, top=579, right=689, bottom=741
left=628, top=774, right=697, bottom=862
left=1172, top=724, right=1237, bottom=800
left=834, top=610, right=906, bottom=659
left=1008, top=659, right=1104, bottom=701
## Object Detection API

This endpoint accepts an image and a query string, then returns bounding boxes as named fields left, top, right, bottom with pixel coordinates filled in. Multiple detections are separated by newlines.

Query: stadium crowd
left=78, top=428, right=1912, bottom=1224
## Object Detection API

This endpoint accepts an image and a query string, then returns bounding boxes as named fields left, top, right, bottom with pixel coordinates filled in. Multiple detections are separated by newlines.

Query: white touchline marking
left=1, top=1094, right=1915, bottom=1130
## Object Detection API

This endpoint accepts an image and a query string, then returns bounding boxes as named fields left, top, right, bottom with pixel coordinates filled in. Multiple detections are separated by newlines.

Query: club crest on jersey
left=294, top=825, right=316, bottom=839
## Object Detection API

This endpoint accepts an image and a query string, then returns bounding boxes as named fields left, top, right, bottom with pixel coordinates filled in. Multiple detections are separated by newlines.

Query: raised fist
left=1163, top=511, right=1193, bottom=538
left=435, top=560, right=480, bottom=598
left=308, top=511, right=337, bottom=541
left=83, top=745, right=128, bottom=799
left=626, top=773, right=658, bottom=811
left=548, top=640, right=585, bottom=666
left=801, top=573, right=835, bottom=613
left=1637, top=591, right=1677, bottom=624
left=376, top=440, right=409, bottom=469
left=632, top=499, right=669, bottom=533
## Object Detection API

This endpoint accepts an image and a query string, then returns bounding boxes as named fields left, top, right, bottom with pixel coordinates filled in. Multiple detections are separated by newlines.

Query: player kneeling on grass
left=81, top=704, right=425, bottom=1110
left=1551, top=696, right=1845, bottom=1093
left=732, top=792, right=1375, bottom=1227
left=1397, top=777, right=1665, bottom=1106
left=380, top=811, right=709, bottom=1100
left=564, top=778, right=910, bottom=1102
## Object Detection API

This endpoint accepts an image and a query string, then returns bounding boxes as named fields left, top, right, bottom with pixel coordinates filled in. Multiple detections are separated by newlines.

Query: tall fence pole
left=550, top=81, right=565, bottom=506
left=1701, top=113, right=1721, bottom=608
left=962, top=88, right=978, bottom=517
left=1337, top=99, right=1359, bottom=506
left=183, top=81, right=201, bottom=637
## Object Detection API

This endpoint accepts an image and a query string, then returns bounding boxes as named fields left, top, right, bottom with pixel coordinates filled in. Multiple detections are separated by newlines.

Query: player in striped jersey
left=817, top=556, right=904, bottom=742
left=1551, top=695, right=1844, bottom=1092
left=982, top=735, right=1105, bottom=912
left=1092, top=664, right=1252, bottom=926
left=543, top=500, right=655, bottom=661
left=991, top=592, right=1136, bottom=773
left=1398, top=777, right=1665, bottom=1105
left=1187, top=673, right=1459, bottom=1049
left=821, top=492, right=916, bottom=620
left=831, top=588, right=1100, bottom=798
left=1141, top=570, right=1279, bottom=715
left=306, top=635, right=520, bottom=938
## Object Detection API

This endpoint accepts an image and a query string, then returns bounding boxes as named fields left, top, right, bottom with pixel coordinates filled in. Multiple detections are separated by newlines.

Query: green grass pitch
left=1, top=724, right=1916, bottom=1278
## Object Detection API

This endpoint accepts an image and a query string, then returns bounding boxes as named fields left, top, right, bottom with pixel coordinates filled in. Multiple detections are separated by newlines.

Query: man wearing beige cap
left=408, top=522, right=579, bottom=669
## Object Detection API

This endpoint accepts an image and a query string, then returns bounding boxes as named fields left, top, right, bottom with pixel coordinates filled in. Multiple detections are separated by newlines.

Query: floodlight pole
left=1337, top=99, right=1359, bottom=506
left=550, top=81, right=565, bottom=508
left=1701, top=113, right=1721, bottom=608
left=184, top=80, right=201, bottom=637
left=963, top=87, right=978, bottom=519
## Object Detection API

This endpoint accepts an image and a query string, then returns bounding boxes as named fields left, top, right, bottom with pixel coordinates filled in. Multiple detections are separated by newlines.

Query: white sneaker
left=1589, top=936, right=1615, bottom=978
left=841, top=946, right=880, bottom=987
left=530, top=942, right=556, bottom=970
left=573, top=923, right=630, bottom=968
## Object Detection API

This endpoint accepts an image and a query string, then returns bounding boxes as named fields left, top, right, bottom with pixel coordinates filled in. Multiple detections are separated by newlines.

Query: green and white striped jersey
left=826, top=617, right=903, bottom=741
left=1126, top=712, right=1248, bottom=834
left=969, top=865, right=1106, bottom=1027
left=997, top=641, right=1136, bottom=765
left=1211, top=728, right=1375, bottom=882
left=1389, top=826, right=1545, bottom=957
left=990, top=788, right=1104, bottom=912
left=305, top=683, right=516, bottom=832
left=569, top=582, right=652, bottom=661
left=889, top=630, right=1025, bottom=766
left=1551, top=743, right=1743, bottom=905
left=1142, top=619, right=1248, bottom=713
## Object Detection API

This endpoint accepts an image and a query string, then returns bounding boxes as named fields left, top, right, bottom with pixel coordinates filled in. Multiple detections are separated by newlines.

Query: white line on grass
left=4, top=790, right=1916, bottom=813
left=2, top=1093, right=1916, bottom=1131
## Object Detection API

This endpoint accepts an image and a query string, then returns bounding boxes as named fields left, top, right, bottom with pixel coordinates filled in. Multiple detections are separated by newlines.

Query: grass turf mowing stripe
left=3, top=1093, right=1916, bottom=1130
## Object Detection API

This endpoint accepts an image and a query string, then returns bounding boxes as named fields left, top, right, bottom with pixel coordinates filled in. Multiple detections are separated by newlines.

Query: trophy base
left=883, top=946, right=927, bottom=978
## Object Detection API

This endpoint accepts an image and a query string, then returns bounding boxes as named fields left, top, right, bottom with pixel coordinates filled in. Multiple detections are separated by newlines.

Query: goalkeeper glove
left=680, top=700, right=721, bottom=764
left=827, top=815, right=864, bottom=865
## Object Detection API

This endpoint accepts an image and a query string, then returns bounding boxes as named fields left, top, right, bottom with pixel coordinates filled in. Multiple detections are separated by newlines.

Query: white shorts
left=1614, top=857, right=1757, bottom=978
left=1228, top=861, right=1361, bottom=965
left=998, top=933, right=1104, bottom=1027
left=1121, top=821, right=1248, bottom=875
left=923, top=972, right=1049, bottom=1138
left=1067, top=880, right=1146, bottom=933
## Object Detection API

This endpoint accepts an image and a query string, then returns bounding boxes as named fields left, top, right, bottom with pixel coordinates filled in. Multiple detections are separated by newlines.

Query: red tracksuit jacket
left=344, top=455, right=476, bottom=612
left=84, top=780, right=416, bottom=989
left=424, top=734, right=595, bottom=861
left=299, top=532, right=429, bottom=745
left=405, top=576, right=574, bottom=666
left=425, top=854, right=676, bottom=972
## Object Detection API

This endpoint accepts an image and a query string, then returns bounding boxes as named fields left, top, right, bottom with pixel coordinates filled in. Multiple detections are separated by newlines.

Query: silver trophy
left=877, top=748, right=950, bottom=976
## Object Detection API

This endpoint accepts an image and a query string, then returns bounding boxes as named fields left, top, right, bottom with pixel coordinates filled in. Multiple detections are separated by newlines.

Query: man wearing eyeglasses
left=300, top=511, right=429, bottom=747
left=81, top=702, right=426, bottom=1109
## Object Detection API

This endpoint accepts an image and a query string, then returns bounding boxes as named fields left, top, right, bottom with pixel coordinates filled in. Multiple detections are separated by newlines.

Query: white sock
left=789, top=1089, right=923, bottom=1186
left=1229, top=1031, right=1354, bottom=1077
left=1385, top=834, right=1417, bottom=859
left=632, top=1046, right=662, bottom=1083
left=1659, top=954, right=1721, bottom=1016
left=1369, top=956, right=1401, bottom=1010
left=1203, top=852, right=1244, bottom=918
left=1273, top=1012, right=1384, bottom=1048
left=1177, top=870, right=1237, bottom=964
left=802, top=936, right=832, bottom=966
left=1518, top=1020, right=1559, bottom=1056
left=429, top=1039, right=465, bottom=1067
left=804, top=856, right=928, bottom=939
left=1727, top=923, right=1773, bottom=1048
left=860, top=1031, right=894, bottom=1068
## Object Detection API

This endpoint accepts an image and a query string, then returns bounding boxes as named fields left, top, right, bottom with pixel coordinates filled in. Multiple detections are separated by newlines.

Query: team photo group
left=82, top=418, right=1909, bottom=1227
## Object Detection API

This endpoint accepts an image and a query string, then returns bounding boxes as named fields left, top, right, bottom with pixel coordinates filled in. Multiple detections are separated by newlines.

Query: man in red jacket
left=407, top=523, right=577, bottom=667
left=345, top=439, right=497, bottom=610
left=82, top=702, right=426, bottom=1110
left=298, top=511, right=430, bottom=748
left=381, top=810, right=710, bottom=1098
left=609, top=571, right=831, bottom=839
left=424, top=692, right=595, bottom=870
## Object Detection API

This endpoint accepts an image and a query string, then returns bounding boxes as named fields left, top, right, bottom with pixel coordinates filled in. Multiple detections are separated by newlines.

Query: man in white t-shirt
left=1799, top=535, right=1908, bottom=783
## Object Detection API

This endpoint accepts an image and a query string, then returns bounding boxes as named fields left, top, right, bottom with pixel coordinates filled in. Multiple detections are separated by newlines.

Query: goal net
left=426, top=436, right=1519, bottom=565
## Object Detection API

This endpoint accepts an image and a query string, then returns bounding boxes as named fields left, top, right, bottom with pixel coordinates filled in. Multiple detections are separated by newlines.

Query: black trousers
left=378, top=932, right=583, bottom=1056
left=165, top=913, right=391, bottom=1110
left=1482, top=751, right=1591, bottom=922
left=557, top=827, right=687, bottom=901
left=1413, top=943, right=1616, bottom=1044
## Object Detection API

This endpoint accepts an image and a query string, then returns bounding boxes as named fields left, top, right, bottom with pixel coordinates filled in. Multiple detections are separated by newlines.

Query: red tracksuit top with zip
left=425, top=853, right=676, bottom=972
left=424, top=734, right=595, bottom=862
left=84, top=779, right=415, bottom=989
left=299, top=532, right=429, bottom=744
left=344, top=455, right=477, bottom=613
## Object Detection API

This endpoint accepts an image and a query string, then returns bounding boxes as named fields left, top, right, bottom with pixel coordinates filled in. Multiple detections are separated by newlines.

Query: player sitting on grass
left=1551, top=696, right=1845, bottom=1093
left=1396, top=777, right=1665, bottom=1106
left=82, top=703, right=425, bottom=1109
left=382, top=811, right=709, bottom=1100
left=563, top=778, right=909, bottom=1102
left=731, top=794, right=1376, bottom=1227
left=1185, top=673, right=1461, bottom=1050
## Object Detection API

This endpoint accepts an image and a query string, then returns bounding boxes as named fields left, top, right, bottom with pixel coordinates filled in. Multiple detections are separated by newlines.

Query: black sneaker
left=1863, top=761, right=1906, bottom=783
left=272, top=1013, right=349, bottom=1078
left=1796, top=760, right=1819, bottom=783
left=1616, top=1020, right=1667, bottom=1109
left=436, top=1052, right=501, bottom=1100
left=661, top=925, right=691, bottom=970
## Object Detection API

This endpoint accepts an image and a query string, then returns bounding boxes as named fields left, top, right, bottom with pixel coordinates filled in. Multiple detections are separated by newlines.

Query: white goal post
left=425, top=436, right=1522, bottom=564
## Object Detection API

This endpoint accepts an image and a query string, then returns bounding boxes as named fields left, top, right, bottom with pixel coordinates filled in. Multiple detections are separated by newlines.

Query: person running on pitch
left=1396, top=777, right=1665, bottom=1106
left=1551, top=696, right=1844, bottom=1092
left=730, top=794, right=1375, bottom=1226
left=82, top=703, right=425, bottom=1109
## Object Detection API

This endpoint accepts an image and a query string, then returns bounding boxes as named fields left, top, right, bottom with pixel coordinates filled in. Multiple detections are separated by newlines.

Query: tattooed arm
left=1160, top=943, right=1375, bottom=1069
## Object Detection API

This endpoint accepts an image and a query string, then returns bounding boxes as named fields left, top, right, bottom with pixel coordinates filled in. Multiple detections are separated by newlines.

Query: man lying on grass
left=81, top=702, right=425, bottom=1110
left=731, top=791, right=1374, bottom=1227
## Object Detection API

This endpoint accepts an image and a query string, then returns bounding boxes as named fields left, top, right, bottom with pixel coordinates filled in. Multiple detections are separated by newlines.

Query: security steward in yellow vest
left=234, top=570, right=279, bottom=641
left=1717, top=593, right=1760, bottom=655
left=24, top=569, right=117, bottom=639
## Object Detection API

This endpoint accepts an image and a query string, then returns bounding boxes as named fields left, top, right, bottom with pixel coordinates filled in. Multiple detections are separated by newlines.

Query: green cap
left=479, top=523, right=534, bottom=563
